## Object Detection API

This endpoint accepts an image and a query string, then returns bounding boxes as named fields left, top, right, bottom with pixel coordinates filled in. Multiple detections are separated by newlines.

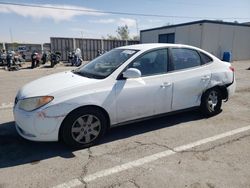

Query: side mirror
left=123, top=68, right=141, bottom=79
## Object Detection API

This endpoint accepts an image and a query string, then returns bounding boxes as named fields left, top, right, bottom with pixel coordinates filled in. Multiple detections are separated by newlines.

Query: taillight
left=229, top=66, right=235, bottom=72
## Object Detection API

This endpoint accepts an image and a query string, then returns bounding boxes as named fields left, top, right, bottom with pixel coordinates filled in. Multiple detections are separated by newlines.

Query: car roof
left=117, top=43, right=220, bottom=61
left=117, top=43, right=198, bottom=51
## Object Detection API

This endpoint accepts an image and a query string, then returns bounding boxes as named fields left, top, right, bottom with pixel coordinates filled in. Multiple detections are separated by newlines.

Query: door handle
left=160, top=82, right=172, bottom=88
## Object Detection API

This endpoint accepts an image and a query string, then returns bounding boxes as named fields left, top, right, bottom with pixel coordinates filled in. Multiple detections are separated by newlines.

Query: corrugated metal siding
left=51, top=37, right=139, bottom=61
left=141, top=21, right=250, bottom=61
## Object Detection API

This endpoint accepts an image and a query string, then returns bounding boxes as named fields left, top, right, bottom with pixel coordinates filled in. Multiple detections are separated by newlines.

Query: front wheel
left=200, top=88, right=222, bottom=117
left=60, top=107, right=108, bottom=148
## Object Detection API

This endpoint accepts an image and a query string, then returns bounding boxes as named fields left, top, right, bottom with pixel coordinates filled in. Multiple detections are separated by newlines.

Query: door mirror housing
left=123, top=68, right=141, bottom=79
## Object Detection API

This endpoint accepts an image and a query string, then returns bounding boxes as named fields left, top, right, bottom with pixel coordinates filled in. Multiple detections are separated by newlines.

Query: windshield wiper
left=72, top=70, right=106, bottom=79
left=72, top=71, right=90, bottom=78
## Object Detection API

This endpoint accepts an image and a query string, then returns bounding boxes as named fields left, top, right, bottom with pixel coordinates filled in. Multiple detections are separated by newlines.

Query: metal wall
left=2, top=43, right=46, bottom=61
left=140, top=23, right=203, bottom=48
left=50, top=37, right=139, bottom=61
left=141, top=22, right=250, bottom=61
left=202, top=23, right=250, bottom=60
left=4, top=43, right=43, bottom=53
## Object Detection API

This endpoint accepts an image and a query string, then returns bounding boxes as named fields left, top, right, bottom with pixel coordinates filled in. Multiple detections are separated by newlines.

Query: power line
left=0, top=1, right=249, bottom=20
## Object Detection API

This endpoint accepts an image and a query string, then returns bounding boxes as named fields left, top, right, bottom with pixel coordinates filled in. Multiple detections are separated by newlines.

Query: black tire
left=76, top=60, right=82, bottom=67
left=200, top=88, right=222, bottom=117
left=60, top=107, right=108, bottom=148
left=51, top=61, right=55, bottom=68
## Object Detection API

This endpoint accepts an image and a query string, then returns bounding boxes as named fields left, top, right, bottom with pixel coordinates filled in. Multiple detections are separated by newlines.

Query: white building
left=140, top=20, right=250, bottom=61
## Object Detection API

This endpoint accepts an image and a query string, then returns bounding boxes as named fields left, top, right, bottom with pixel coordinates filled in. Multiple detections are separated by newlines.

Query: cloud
left=89, top=18, right=137, bottom=28
left=89, top=19, right=115, bottom=24
left=147, top=19, right=163, bottom=23
left=69, top=28, right=89, bottom=32
left=118, top=18, right=137, bottom=27
left=0, top=3, right=106, bottom=22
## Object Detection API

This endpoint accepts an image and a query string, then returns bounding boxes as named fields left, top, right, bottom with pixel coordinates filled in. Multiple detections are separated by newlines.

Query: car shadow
left=0, top=110, right=205, bottom=169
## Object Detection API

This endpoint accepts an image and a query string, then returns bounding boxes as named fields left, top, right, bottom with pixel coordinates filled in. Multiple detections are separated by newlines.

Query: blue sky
left=0, top=0, right=249, bottom=43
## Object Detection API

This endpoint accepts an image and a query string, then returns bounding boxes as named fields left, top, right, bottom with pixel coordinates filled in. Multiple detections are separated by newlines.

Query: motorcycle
left=41, top=52, right=48, bottom=64
left=72, top=54, right=82, bottom=67
left=31, top=51, right=40, bottom=68
left=0, top=51, right=7, bottom=66
left=50, top=52, right=61, bottom=67
left=72, top=48, right=82, bottom=67
left=68, top=52, right=74, bottom=66
left=6, top=51, right=20, bottom=71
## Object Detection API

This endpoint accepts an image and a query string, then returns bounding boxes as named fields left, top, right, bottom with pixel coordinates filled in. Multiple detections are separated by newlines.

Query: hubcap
left=71, top=114, right=101, bottom=144
left=207, top=90, right=218, bottom=111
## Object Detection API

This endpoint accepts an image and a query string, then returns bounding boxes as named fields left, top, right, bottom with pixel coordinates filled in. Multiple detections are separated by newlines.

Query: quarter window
left=128, top=49, right=168, bottom=76
left=170, top=48, right=201, bottom=71
left=199, top=52, right=213, bottom=64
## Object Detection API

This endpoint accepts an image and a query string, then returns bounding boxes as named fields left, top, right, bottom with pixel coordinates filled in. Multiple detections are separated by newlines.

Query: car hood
left=18, top=71, right=99, bottom=99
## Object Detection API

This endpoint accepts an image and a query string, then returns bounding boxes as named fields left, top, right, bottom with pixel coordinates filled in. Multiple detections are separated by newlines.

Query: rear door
left=169, top=48, right=211, bottom=110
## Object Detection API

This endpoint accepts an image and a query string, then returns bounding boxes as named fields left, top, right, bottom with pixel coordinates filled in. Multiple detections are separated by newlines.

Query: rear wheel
left=51, top=61, right=55, bottom=68
left=60, top=107, right=107, bottom=148
left=201, top=88, right=222, bottom=117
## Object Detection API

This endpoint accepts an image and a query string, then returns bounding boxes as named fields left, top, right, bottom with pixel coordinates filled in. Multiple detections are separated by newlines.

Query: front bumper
left=13, top=106, right=63, bottom=142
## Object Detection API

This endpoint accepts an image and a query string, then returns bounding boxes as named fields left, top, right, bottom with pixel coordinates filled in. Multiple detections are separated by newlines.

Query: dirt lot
left=0, top=60, right=250, bottom=188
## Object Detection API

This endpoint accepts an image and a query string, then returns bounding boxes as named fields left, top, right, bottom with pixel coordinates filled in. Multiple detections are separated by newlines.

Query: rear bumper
left=227, top=77, right=236, bottom=98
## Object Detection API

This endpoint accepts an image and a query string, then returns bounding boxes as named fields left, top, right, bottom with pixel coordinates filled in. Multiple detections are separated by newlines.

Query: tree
left=105, top=25, right=139, bottom=40
left=132, top=35, right=140, bottom=40
left=116, top=25, right=129, bottom=40
left=106, top=34, right=118, bottom=40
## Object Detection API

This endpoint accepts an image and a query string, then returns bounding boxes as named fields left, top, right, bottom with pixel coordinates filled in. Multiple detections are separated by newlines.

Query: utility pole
left=135, top=19, right=139, bottom=38
left=9, top=27, right=13, bottom=50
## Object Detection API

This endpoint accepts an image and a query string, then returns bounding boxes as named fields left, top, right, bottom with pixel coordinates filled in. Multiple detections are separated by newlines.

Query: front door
left=115, top=48, right=172, bottom=123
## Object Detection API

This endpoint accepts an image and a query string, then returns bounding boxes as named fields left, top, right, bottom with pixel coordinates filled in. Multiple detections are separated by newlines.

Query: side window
left=170, top=48, right=201, bottom=71
left=199, top=52, right=213, bottom=64
left=128, top=49, right=168, bottom=76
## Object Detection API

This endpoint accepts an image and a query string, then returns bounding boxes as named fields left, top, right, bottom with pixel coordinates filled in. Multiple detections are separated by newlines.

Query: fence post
left=41, top=43, right=43, bottom=53
left=101, top=39, right=104, bottom=51
left=73, top=38, right=76, bottom=50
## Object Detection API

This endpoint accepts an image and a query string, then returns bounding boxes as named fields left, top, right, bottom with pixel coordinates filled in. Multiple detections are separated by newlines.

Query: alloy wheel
left=207, top=90, right=218, bottom=111
left=71, top=114, right=101, bottom=144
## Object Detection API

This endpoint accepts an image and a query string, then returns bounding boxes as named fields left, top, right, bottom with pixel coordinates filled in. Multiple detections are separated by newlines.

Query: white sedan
left=14, top=44, right=236, bottom=147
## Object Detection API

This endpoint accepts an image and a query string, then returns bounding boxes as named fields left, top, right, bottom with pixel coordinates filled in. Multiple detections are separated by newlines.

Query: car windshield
left=73, top=49, right=138, bottom=79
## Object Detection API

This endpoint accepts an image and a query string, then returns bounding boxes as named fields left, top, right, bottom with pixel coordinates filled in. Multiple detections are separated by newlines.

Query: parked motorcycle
left=31, top=51, right=40, bottom=68
left=6, top=51, right=13, bottom=68
left=73, top=54, right=82, bottom=67
left=0, top=50, right=7, bottom=65
left=41, top=52, right=48, bottom=64
left=72, top=48, right=82, bottom=67
left=50, top=52, right=61, bottom=67
left=6, top=51, right=20, bottom=71
left=68, top=51, right=74, bottom=66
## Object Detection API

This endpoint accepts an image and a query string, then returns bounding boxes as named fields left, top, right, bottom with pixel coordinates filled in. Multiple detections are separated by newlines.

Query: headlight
left=18, top=96, right=54, bottom=111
